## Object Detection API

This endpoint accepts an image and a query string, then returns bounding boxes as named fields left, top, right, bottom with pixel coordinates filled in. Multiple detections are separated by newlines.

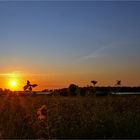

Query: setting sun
left=10, top=81, right=17, bottom=87
left=8, top=79, right=19, bottom=90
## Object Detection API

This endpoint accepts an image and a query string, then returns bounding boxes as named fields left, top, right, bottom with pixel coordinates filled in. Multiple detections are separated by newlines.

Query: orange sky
left=0, top=70, right=139, bottom=91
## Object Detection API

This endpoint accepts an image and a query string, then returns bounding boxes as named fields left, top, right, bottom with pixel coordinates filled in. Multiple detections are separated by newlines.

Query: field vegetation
left=0, top=94, right=140, bottom=139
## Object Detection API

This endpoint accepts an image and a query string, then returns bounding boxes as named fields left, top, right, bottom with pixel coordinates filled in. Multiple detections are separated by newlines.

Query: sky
left=0, top=1, right=140, bottom=90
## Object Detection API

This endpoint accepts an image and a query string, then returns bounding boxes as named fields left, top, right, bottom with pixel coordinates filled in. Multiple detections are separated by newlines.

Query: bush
left=80, top=87, right=86, bottom=96
left=68, top=84, right=79, bottom=96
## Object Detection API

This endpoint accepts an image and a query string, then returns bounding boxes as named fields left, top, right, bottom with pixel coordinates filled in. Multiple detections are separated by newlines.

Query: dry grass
left=0, top=94, right=140, bottom=138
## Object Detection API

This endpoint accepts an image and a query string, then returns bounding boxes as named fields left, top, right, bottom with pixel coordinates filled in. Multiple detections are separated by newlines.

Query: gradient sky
left=0, top=1, right=140, bottom=90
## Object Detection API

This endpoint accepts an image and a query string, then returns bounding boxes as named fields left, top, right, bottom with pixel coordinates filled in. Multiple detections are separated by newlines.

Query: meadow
left=0, top=94, right=140, bottom=139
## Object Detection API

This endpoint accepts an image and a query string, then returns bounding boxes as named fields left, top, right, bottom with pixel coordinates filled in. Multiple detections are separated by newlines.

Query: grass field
left=0, top=94, right=140, bottom=139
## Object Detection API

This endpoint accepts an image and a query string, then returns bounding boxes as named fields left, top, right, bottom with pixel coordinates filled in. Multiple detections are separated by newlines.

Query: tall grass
left=0, top=94, right=140, bottom=138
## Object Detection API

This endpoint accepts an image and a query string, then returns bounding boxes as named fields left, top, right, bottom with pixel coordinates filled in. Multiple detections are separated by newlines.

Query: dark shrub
left=80, top=87, right=86, bottom=96
left=69, top=84, right=78, bottom=96
left=60, top=89, right=69, bottom=96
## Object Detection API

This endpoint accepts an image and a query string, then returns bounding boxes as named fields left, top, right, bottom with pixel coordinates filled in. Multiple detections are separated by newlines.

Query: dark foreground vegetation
left=0, top=94, right=140, bottom=139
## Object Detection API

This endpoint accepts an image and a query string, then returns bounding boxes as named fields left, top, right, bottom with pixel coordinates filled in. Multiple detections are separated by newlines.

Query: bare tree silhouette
left=23, top=80, right=38, bottom=91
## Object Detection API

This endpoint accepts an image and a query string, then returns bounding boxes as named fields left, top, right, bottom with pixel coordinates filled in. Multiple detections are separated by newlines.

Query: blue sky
left=0, top=1, right=140, bottom=89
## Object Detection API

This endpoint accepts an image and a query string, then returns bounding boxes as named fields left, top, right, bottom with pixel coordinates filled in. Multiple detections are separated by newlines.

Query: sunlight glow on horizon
left=11, top=81, right=16, bottom=86
left=1, top=72, right=23, bottom=90
left=0, top=70, right=139, bottom=91
left=10, top=80, right=17, bottom=87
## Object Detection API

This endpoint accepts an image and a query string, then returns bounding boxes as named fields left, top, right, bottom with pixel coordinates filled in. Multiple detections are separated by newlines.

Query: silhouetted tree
left=116, top=80, right=121, bottom=86
left=91, top=80, right=98, bottom=94
left=69, top=84, right=78, bottom=96
left=114, top=80, right=121, bottom=93
left=91, top=80, right=97, bottom=86
left=23, top=80, right=38, bottom=91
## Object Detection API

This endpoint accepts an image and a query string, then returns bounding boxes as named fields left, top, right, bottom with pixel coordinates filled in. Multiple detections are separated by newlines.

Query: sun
left=4, top=72, right=23, bottom=90
left=10, top=80, right=17, bottom=87
left=10, top=80, right=17, bottom=88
